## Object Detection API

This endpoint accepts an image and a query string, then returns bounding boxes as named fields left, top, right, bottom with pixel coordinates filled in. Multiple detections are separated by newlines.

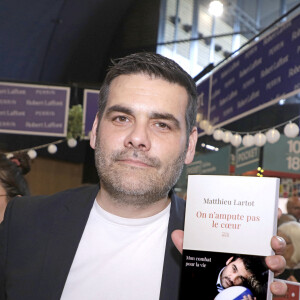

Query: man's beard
left=94, top=137, right=187, bottom=207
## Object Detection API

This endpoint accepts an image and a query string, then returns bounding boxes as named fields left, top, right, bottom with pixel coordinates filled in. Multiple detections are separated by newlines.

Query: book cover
left=274, top=279, right=300, bottom=299
left=179, top=175, right=279, bottom=300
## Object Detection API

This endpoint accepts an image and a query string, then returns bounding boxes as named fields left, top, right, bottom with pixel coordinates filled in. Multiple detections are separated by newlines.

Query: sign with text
left=263, top=135, right=300, bottom=174
left=0, top=82, right=70, bottom=136
left=235, top=145, right=260, bottom=175
left=83, top=89, right=98, bottom=138
left=196, top=12, right=300, bottom=129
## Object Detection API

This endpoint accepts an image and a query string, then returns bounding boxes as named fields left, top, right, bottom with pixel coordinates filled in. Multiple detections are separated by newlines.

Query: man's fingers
left=271, top=236, right=286, bottom=256
left=171, top=229, right=184, bottom=254
left=265, top=255, right=286, bottom=276
left=270, top=281, right=287, bottom=296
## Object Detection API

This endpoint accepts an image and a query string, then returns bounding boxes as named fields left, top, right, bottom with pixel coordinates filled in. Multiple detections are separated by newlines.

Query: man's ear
left=226, top=257, right=234, bottom=266
left=184, top=126, right=198, bottom=164
left=90, top=113, right=99, bottom=149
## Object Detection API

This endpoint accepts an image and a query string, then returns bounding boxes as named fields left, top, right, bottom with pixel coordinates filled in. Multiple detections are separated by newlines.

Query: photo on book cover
left=180, top=250, right=269, bottom=300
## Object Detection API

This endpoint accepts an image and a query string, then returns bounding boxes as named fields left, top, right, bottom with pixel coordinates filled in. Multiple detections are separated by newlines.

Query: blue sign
left=0, top=82, right=70, bottom=136
left=83, top=89, right=98, bottom=138
left=196, top=13, right=300, bottom=129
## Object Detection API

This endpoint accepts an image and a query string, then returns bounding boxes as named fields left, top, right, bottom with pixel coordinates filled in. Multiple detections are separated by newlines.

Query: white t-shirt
left=60, top=200, right=170, bottom=300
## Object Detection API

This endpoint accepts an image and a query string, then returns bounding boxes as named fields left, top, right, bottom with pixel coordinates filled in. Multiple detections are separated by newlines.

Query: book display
left=180, top=175, right=279, bottom=300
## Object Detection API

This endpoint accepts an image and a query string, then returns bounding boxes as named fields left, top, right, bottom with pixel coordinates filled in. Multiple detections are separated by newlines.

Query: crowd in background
left=277, top=196, right=300, bottom=282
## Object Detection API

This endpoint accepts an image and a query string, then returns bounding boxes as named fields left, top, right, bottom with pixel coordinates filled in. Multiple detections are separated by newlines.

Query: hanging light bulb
left=242, top=134, right=254, bottom=147
left=27, top=149, right=37, bottom=159
left=222, top=131, right=232, bottom=143
left=213, top=129, right=224, bottom=141
left=266, top=128, right=280, bottom=144
left=254, top=132, right=266, bottom=147
left=284, top=122, right=299, bottom=138
left=48, top=144, right=57, bottom=154
left=67, top=138, right=77, bottom=148
left=199, top=120, right=209, bottom=130
left=230, top=133, right=242, bottom=147
left=205, top=124, right=214, bottom=135
left=196, top=113, right=203, bottom=123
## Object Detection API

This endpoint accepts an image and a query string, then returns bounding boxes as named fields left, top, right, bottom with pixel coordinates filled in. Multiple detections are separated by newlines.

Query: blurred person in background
left=277, top=221, right=300, bottom=282
left=0, top=152, right=31, bottom=222
left=286, top=196, right=300, bottom=221
left=278, top=213, right=297, bottom=227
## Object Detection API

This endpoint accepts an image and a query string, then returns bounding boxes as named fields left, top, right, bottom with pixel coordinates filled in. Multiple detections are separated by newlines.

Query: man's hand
left=171, top=229, right=184, bottom=254
left=171, top=230, right=287, bottom=296
left=266, top=235, right=287, bottom=295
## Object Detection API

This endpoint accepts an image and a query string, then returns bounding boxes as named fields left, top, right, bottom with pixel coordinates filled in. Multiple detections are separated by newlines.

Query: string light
left=201, top=115, right=300, bottom=147
left=266, top=128, right=280, bottom=144
left=222, top=131, right=232, bottom=143
left=242, top=134, right=254, bottom=147
left=67, top=138, right=77, bottom=148
left=284, top=122, right=300, bottom=138
left=27, top=149, right=37, bottom=159
left=254, top=132, right=267, bottom=147
left=47, top=144, right=58, bottom=154
left=4, top=138, right=71, bottom=160
left=231, top=133, right=242, bottom=147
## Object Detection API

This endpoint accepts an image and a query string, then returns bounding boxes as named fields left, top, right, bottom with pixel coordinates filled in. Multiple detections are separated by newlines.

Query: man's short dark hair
left=233, top=255, right=267, bottom=297
left=98, top=52, right=198, bottom=136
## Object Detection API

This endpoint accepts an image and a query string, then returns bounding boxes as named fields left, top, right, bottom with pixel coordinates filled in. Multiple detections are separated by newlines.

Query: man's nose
left=124, top=123, right=151, bottom=151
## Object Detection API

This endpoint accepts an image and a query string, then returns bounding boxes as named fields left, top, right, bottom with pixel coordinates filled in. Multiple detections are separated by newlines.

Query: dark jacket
left=0, top=185, right=186, bottom=300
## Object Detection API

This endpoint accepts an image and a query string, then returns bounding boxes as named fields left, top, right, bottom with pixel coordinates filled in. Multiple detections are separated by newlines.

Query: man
left=286, top=195, right=300, bottom=221
left=0, top=52, right=286, bottom=300
left=217, top=255, right=267, bottom=298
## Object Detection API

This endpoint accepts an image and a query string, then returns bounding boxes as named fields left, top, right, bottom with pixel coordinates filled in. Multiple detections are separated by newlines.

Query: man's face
left=220, top=257, right=252, bottom=289
left=90, top=74, right=197, bottom=206
left=287, top=197, right=300, bottom=220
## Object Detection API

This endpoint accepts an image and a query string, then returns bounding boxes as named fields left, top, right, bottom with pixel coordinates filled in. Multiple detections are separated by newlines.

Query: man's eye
left=114, top=116, right=128, bottom=122
left=155, top=122, right=170, bottom=129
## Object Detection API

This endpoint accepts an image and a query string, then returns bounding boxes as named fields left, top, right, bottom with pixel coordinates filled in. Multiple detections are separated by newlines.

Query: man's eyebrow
left=105, top=105, right=182, bottom=129
left=105, top=105, right=133, bottom=116
left=150, top=112, right=181, bottom=129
